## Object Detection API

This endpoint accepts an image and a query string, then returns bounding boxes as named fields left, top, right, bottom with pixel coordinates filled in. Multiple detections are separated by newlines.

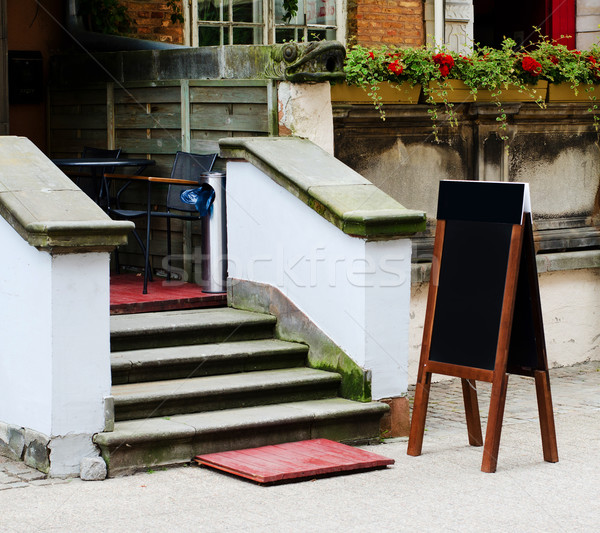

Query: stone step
left=112, top=339, right=309, bottom=385
left=112, top=368, right=342, bottom=421
left=110, top=308, right=277, bottom=351
left=95, top=398, right=389, bottom=476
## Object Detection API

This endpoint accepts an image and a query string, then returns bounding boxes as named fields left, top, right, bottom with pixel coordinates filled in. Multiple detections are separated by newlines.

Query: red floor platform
left=194, top=439, right=395, bottom=484
left=110, top=273, right=226, bottom=315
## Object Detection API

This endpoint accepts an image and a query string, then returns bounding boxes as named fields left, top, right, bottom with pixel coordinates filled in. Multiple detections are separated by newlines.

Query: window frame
left=190, top=0, right=345, bottom=46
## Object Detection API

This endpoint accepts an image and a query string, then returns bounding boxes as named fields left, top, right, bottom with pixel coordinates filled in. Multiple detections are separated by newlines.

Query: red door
left=548, top=0, right=576, bottom=49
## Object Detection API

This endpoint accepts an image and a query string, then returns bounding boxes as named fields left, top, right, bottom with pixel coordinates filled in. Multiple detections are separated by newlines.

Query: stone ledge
left=411, top=249, right=600, bottom=285
left=0, top=137, right=133, bottom=253
left=219, top=137, right=426, bottom=238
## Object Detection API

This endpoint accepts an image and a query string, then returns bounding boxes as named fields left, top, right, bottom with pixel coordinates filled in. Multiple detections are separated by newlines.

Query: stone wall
left=347, top=0, right=424, bottom=47
left=576, top=0, right=600, bottom=50
left=124, top=0, right=184, bottom=44
left=333, top=100, right=600, bottom=260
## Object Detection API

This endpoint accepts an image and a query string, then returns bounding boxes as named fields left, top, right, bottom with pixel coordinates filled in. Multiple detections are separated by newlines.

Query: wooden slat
left=195, top=439, right=394, bottom=484
left=190, top=86, right=268, bottom=104
left=115, top=112, right=181, bottom=129
left=188, top=79, right=270, bottom=87
left=181, top=79, right=191, bottom=152
left=114, top=87, right=182, bottom=104
left=107, top=82, right=115, bottom=150
left=189, top=113, right=268, bottom=132
left=534, top=370, right=559, bottom=463
left=50, top=114, right=107, bottom=129
left=424, top=361, right=494, bottom=382
left=481, top=223, right=524, bottom=474
left=113, top=137, right=182, bottom=154
left=461, top=379, right=483, bottom=446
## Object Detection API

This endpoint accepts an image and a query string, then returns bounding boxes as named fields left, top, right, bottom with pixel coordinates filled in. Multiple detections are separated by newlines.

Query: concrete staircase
left=94, top=308, right=389, bottom=476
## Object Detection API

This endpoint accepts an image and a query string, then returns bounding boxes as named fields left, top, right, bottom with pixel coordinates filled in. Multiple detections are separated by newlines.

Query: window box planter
left=548, top=83, right=598, bottom=102
left=426, top=80, right=549, bottom=103
left=331, top=82, right=422, bottom=105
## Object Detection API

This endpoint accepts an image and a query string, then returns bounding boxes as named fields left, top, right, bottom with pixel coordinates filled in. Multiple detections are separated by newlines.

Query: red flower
left=572, top=50, right=581, bottom=55
left=522, top=55, right=542, bottom=76
left=588, top=55, right=597, bottom=64
left=368, top=51, right=375, bottom=60
left=549, top=55, right=559, bottom=64
left=432, top=53, right=454, bottom=76
left=387, top=59, right=403, bottom=75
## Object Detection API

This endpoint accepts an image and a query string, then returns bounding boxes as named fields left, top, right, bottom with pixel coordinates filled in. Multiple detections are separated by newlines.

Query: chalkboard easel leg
left=407, top=371, right=432, bottom=456
left=481, top=372, right=509, bottom=473
left=534, top=370, right=559, bottom=463
left=461, top=379, right=483, bottom=447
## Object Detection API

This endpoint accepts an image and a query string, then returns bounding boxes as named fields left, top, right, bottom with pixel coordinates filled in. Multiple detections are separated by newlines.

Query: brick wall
left=348, top=0, right=424, bottom=47
left=123, top=0, right=184, bottom=44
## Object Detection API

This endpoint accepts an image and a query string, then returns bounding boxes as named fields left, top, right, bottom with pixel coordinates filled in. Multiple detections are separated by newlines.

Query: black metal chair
left=106, top=151, right=217, bottom=293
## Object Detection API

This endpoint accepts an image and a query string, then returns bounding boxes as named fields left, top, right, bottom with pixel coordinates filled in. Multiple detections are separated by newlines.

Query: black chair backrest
left=82, top=146, right=122, bottom=172
left=166, top=151, right=218, bottom=213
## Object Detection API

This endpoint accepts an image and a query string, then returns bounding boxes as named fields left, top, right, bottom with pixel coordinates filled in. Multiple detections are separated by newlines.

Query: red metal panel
left=550, top=0, right=576, bottom=49
left=194, top=439, right=395, bottom=484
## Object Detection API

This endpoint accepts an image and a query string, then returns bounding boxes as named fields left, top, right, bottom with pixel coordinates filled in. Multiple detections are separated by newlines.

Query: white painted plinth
left=0, top=215, right=111, bottom=476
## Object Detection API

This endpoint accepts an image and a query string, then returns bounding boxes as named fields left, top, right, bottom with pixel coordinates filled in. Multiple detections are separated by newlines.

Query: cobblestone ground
left=408, top=360, right=600, bottom=435
left=1, top=360, right=598, bottom=491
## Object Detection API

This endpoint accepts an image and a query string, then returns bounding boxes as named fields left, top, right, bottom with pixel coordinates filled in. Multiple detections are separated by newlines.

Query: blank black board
left=428, top=181, right=527, bottom=371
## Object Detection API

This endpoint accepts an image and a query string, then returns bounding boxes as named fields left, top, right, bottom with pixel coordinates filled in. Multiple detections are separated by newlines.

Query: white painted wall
left=0, top=215, right=53, bottom=434
left=227, top=161, right=412, bottom=398
left=278, top=82, right=334, bottom=155
left=409, top=267, right=600, bottom=384
left=0, top=215, right=111, bottom=476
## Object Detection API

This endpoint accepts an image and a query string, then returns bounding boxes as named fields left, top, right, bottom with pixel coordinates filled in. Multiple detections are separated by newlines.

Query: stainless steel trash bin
left=199, top=171, right=227, bottom=293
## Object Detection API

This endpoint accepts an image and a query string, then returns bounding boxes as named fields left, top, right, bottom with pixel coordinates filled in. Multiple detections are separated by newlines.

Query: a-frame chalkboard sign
left=407, top=180, right=558, bottom=473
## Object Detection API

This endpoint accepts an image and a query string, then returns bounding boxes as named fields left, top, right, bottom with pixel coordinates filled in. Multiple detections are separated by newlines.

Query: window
left=192, top=0, right=338, bottom=46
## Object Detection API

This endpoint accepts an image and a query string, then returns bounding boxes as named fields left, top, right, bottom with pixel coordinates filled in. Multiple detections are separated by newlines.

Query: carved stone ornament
left=445, top=2, right=474, bottom=22
left=266, top=41, right=346, bottom=82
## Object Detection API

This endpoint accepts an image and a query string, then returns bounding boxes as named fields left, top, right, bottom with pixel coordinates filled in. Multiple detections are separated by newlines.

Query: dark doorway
left=474, top=0, right=549, bottom=48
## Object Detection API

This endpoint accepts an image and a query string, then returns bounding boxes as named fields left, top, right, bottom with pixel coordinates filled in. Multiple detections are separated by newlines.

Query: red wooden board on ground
left=194, top=439, right=395, bottom=484
left=110, top=273, right=226, bottom=314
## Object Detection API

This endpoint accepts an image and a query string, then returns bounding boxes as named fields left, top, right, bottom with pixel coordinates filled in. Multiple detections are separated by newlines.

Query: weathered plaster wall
left=409, top=259, right=600, bottom=384
left=334, top=102, right=600, bottom=259
left=0, top=216, right=112, bottom=475
left=278, top=81, right=334, bottom=154
left=226, top=160, right=414, bottom=399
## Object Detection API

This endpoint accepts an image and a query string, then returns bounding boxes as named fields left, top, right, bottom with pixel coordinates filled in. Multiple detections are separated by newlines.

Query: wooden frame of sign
left=407, top=181, right=558, bottom=473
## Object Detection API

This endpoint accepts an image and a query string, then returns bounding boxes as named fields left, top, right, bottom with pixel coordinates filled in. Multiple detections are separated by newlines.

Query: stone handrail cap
left=219, top=137, right=426, bottom=237
left=0, top=137, right=133, bottom=253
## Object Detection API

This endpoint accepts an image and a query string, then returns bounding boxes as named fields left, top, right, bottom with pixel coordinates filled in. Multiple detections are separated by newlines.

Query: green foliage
left=344, top=33, right=600, bottom=140
left=78, top=0, right=133, bottom=35
left=282, top=0, right=299, bottom=23
left=166, top=0, right=184, bottom=24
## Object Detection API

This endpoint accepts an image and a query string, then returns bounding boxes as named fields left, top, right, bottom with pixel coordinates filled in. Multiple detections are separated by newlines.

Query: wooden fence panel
left=49, top=78, right=274, bottom=281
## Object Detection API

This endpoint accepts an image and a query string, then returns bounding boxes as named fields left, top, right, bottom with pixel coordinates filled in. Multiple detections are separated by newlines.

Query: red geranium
left=387, top=59, right=403, bottom=75
left=368, top=51, right=375, bottom=60
left=549, top=55, right=559, bottom=64
left=522, top=55, right=542, bottom=76
left=432, top=53, right=454, bottom=77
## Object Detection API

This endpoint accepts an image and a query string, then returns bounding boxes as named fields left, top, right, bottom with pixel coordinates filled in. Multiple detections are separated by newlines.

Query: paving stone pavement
left=0, top=360, right=598, bottom=492
left=408, top=360, right=600, bottom=435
